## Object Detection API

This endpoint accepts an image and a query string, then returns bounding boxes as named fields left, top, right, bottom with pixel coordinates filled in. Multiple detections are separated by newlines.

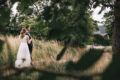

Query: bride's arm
left=26, top=36, right=31, bottom=44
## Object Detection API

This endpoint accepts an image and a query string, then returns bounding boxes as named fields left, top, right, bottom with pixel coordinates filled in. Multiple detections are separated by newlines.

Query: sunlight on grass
left=0, top=35, right=112, bottom=80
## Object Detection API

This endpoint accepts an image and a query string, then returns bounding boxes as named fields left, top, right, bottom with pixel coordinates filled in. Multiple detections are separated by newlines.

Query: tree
left=21, top=18, right=49, bottom=39
left=1, top=0, right=120, bottom=79
left=41, top=0, right=98, bottom=47
left=5, top=0, right=97, bottom=47
left=112, top=0, right=120, bottom=54
left=103, top=10, right=113, bottom=39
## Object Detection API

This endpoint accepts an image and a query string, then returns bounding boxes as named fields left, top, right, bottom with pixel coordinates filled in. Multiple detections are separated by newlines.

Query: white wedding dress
left=15, top=35, right=31, bottom=68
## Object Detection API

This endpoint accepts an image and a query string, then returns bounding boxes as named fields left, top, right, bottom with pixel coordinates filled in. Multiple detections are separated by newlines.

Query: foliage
left=0, top=5, right=11, bottom=34
left=93, top=34, right=110, bottom=46
left=102, top=55, right=120, bottom=80
left=0, top=40, right=4, bottom=53
left=66, top=49, right=104, bottom=72
left=103, top=10, right=113, bottom=39
left=41, top=0, right=98, bottom=47
left=21, top=18, right=49, bottom=39
left=0, top=0, right=98, bottom=47
left=0, top=0, right=118, bottom=80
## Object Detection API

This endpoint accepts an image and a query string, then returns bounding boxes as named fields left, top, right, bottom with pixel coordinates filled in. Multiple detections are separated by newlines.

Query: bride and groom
left=15, top=26, right=33, bottom=68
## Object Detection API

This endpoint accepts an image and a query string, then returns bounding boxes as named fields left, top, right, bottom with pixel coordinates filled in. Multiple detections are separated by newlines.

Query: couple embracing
left=15, top=26, right=33, bottom=68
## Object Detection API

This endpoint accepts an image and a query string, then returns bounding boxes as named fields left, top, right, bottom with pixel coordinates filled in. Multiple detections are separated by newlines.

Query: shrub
left=93, top=34, right=110, bottom=46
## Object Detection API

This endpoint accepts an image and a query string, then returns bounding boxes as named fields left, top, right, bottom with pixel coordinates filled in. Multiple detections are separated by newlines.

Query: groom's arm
left=26, top=36, right=31, bottom=44
left=26, top=32, right=31, bottom=40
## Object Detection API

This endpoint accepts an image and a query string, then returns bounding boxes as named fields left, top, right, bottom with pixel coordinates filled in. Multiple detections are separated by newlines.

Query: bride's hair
left=20, top=28, right=26, bottom=38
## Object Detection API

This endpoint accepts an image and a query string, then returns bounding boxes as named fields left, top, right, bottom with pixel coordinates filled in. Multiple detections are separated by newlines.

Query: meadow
left=0, top=35, right=112, bottom=80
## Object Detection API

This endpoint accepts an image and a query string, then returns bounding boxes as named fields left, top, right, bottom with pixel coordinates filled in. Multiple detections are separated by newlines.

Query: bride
left=15, top=28, right=32, bottom=68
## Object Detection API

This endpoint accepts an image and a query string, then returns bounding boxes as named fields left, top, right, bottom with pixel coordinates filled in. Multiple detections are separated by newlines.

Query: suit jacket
left=26, top=32, right=33, bottom=53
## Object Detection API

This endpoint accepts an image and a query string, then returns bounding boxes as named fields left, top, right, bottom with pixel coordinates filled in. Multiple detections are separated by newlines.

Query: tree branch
left=1, top=66, right=101, bottom=79
left=101, top=3, right=114, bottom=8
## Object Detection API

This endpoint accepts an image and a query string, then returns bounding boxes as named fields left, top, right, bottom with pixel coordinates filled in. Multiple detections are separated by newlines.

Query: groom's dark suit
left=26, top=32, right=33, bottom=57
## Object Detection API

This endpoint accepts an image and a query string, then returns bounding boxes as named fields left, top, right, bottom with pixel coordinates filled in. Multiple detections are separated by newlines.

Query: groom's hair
left=26, top=25, right=30, bottom=29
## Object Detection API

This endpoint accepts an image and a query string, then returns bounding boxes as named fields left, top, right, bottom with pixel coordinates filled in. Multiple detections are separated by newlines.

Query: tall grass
left=0, top=35, right=112, bottom=80
left=0, top=36, right=86, bottom=67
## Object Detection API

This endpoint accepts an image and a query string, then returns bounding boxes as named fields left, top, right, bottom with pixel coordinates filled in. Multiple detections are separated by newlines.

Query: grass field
left=0, top=35, right=112, bottom=80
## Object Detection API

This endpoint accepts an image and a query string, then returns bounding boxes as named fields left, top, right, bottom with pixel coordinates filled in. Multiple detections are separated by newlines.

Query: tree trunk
left=112, top=0, right=120, bottom=54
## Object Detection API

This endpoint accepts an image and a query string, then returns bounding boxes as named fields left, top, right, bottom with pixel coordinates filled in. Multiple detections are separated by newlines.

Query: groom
left=26, top=25, right=33, bottom=62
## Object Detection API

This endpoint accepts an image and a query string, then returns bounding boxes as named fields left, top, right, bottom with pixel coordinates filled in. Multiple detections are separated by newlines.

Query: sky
left=91, top=7, right=110, bottom=25
left=11, top=2, right=18, bottom=15
left=11, top=2, right=110, bottom=26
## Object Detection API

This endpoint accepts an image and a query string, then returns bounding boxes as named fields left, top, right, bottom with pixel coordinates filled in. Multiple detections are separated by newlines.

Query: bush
left=93, top=34, right=110, bottom=46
